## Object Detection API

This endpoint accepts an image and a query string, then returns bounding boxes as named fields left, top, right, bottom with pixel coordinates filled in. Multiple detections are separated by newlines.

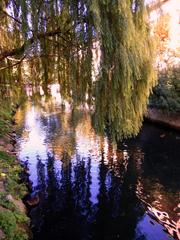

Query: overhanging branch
left=0, top=8, right=22, bottom=24
left=0, top=28, right=70, bottom=62
left=0, top=55, right=26, bottom=71
left=148, top=0, right=170, bottom=12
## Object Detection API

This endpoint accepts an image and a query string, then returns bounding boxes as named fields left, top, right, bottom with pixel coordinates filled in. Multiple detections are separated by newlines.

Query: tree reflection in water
left=16, top=100, right=179, bottom=240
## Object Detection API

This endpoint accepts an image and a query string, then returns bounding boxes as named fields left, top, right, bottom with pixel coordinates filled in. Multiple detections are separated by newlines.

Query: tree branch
left=148, top=0, right=170, bottom=12
left=0, top=8, right=22, bottom=24
left=0, top=55, right=26, bottom=71
left=0, top=28, right=70, bottom=62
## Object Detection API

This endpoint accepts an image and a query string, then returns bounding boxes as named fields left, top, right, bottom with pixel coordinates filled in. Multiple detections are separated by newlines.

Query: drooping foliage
left=91, top=0, right=156, bottom=138
left=0, top=0, right=93, bottom=98
left=0, top=0, right=156, bottom=139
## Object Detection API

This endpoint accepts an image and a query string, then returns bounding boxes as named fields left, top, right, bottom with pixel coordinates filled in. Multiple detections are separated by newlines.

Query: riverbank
left=145, top=108, right=180, bottom=131
left=0, top=104, right=30, bottom=240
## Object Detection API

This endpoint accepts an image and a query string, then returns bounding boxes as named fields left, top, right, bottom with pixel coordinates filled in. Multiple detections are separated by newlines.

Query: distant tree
left=149, top=12, right=180, bottom=112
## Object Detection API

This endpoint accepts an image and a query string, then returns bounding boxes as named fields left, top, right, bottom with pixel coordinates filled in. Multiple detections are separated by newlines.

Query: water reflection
left=15, top=99, right=179, bottom=240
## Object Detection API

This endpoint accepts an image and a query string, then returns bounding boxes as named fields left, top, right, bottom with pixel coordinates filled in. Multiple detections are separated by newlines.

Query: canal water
left=15, top=93, right=180, bottom=240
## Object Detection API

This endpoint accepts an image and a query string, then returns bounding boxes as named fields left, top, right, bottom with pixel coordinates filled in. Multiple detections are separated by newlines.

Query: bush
left=0, top=210, right=28, bottom=240
left=149, top=65, right=180, bottom=112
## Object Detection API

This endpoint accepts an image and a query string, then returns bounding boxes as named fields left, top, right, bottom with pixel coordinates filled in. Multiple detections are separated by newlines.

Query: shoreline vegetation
left=0, top=102, right=30, bottom=240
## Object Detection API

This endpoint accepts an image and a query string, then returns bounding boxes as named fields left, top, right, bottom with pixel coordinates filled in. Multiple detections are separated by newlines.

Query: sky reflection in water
left=15, top=96, right=180, bottom=240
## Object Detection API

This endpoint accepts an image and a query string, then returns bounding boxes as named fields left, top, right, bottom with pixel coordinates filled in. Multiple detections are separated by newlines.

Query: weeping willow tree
left=0, top=0, right=93, bottom=97
left=0, top=0, right=156, bottom=139
left=91, top=0, right=157, bottom=138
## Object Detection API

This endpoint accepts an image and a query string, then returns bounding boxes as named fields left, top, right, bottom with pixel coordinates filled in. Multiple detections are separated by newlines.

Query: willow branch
left=0, top=8, right=22, bottom=24
left=0, top=55, right=26, bottom=71
left=0, top=28, right=71, bottom=62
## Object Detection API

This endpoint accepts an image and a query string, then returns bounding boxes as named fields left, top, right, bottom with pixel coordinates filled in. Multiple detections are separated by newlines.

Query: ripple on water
left=15, top=100, right=180, bottom=240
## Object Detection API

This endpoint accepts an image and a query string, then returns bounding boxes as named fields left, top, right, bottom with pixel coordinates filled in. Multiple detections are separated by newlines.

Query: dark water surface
left=15, top=95, right=180, bottom=240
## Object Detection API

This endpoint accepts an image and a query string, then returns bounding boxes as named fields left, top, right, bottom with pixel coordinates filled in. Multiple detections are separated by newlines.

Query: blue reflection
left=16, top=101, right=179, bottom=240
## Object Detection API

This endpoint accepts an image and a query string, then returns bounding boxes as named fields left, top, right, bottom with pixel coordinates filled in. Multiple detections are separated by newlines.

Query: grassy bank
left=0, top=102, right=30, bottom=240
